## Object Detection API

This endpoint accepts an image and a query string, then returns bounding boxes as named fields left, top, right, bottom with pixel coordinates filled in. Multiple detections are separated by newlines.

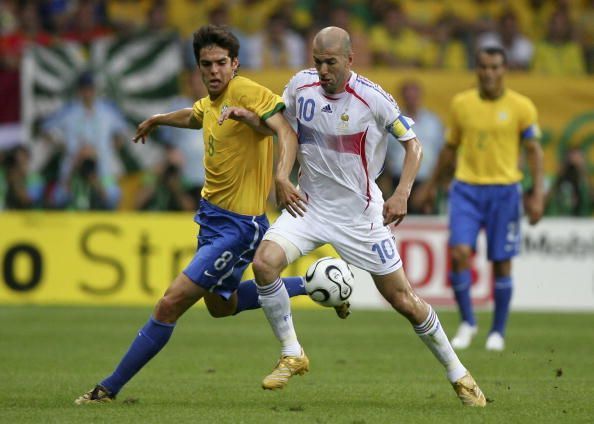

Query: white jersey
left=283, top=69, right=414, bottom=225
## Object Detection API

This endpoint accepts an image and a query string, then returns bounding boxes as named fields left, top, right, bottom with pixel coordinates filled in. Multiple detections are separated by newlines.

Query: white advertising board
left=349, top=218, right=594, bottom=312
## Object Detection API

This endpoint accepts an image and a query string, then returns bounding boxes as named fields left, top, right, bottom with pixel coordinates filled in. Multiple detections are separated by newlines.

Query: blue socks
left=101, top=317, right=175, bottom=395
left=235, top=277, right=305, bottom=314
left=100, top=277, right=305, bottom=395
left=450, top=271, right=513, bottom=335
left=450, top=270, right=476, bottom=326
left=492, top=276, right=513, bottom=335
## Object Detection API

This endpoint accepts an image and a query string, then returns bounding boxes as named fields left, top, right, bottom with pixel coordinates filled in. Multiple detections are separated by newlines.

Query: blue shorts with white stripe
left=183, top=199, right=269, bottom=299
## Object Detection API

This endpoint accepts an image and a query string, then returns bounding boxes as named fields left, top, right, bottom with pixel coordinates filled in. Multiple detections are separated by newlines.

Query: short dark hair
left=192, top=24, right=240, bottom=65
left=476, top=46, right=507, bottom=66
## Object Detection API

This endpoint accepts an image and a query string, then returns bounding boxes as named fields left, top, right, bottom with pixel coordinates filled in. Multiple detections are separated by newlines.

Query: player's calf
left=204, top=292, right=236, bottom=318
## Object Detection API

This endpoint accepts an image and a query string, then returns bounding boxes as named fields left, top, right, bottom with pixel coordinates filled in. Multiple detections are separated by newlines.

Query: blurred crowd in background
left=0, top=0, right=592, bottom=215
left=2, top=0, right=593, bottom=73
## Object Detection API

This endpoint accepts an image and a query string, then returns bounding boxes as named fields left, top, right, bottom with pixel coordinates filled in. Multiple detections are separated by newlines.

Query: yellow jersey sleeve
left=518, top=98, right=541, bottom=141
left=234, top=78, right=285, bottom=121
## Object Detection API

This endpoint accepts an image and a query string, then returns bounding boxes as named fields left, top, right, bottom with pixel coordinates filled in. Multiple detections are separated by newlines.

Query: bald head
left=313, top=26, right=352, bottom=56
left=311, top=26, right=353, bottom=94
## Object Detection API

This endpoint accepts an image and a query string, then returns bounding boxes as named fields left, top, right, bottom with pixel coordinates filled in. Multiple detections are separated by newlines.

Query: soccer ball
left=304, top=257, right=354, bottom=307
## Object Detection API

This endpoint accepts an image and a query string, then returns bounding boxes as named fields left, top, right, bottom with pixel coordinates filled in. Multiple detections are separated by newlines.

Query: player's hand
left=383, top=191, right=408, bottom=226
left=133, top=117, right=157, bottom=144
left=218, top=107, right=255, bottom=125
left=275, top=177, right=307, bottom=217
left=411, top=182, right=436, bottom=212
left=524, top=192, right=544, bottom=225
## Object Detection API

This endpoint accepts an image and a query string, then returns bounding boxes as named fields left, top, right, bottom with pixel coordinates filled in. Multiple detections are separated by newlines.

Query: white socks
left=414, top=307, right=467, bottom=383
left=257, top=277, right=302, bottom=357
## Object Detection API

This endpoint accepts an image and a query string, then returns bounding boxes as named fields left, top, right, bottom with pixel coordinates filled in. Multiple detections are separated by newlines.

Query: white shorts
left=263, top=209, right=402, bottom=275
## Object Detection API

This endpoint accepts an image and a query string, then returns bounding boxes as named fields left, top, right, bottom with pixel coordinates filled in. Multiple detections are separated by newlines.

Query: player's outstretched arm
left=523, top=138, right=545, bottom=225
left=133, top=108, right=200, bottom=144
left=265, top=112, right=307, bottom=217
left=383, top=137, right=422, bottom=226
left=217, top=106, right=274, bottom=135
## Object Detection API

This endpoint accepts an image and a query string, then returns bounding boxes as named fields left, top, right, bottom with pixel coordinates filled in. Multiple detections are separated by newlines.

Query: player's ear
left=231, top=57, right=239, bottom=72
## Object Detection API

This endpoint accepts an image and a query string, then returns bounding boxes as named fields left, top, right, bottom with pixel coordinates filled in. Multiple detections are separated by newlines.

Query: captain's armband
left=521, top=124, right=541, bottom=141
left=387, top=115, right=416, bottom=141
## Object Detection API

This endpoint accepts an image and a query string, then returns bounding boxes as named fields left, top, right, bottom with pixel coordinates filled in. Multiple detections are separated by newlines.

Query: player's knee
left=450, top=246, right=472, bottom=270
left=493, top=260, right=511, bottom=278
left=252, top=249, right=283, bottom=283
left=251, top=254, right=267, bottom=277
left=154, top=296, right=180, bottom=323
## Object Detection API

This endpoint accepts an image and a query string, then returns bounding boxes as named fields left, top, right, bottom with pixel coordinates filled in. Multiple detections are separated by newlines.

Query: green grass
left=1, top=306, right=593, bottom=423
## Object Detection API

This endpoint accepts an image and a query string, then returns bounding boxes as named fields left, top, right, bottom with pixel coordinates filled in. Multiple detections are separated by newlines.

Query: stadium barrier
left=1, top=213, right=592, bottom=311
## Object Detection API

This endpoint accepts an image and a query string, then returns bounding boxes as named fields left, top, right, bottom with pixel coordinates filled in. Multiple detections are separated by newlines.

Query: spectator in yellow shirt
left=402, top=0, right=447, bottom=32
left=106, top=0, right=152, bottom=32
left=243, top=11, right=305, bottom=69
left=370, top=3, right=427, bottom=67
left=444, top=0, right=503, bottom=35
left=230, top=0, right=282, bottom=35
left=167, top=0, right=221, bottom=38
left=576, top=0, right=594, bottom=73
left=304, top=5, right=372, bottom=68
left=532, top=10, right=586, bottom=76
left=509, top=0, right=555, bottom=41
left=422, top=15, right=468, bottom=70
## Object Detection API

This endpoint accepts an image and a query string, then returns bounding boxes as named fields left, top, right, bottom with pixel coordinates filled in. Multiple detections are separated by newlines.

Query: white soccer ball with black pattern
left=304, top=257, right=354, bottom=307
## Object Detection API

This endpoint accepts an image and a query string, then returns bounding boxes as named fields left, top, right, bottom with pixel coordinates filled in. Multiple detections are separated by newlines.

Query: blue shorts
left=448, top=180, right=522, bottom=261
left=183, top=199, right=269, bottom=299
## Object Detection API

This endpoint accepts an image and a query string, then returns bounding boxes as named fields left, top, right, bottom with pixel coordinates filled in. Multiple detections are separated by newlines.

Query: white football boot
left=485, top=332, right=505, bottom=351
left=450, top=322, right=478, bottom=350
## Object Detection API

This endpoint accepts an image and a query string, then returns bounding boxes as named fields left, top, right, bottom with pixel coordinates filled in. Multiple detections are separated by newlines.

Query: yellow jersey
left=192, top=76, right=284, bottom=215
left=446, top=89, right=540, bottom=184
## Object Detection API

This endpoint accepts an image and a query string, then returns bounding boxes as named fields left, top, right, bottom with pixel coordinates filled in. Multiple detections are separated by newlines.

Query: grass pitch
left=1, top=305, right=593, bottom=423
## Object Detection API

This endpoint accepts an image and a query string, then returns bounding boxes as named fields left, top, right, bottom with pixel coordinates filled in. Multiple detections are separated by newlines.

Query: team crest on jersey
left=337, top=112, right=349, bottom=131
left=221, top=104, right=229, bottom=115
left=321, top=104, right=332, bottom=113
left=498, top=110, right=509, bottom=122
